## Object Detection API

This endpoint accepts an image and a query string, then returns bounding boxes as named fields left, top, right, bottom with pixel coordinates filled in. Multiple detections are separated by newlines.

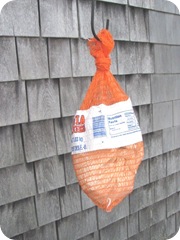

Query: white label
left=71, top=98, right=142, bottom=155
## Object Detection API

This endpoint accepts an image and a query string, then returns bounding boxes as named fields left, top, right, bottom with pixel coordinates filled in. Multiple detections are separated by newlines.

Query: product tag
left=71, top=98, right=142, bottom=155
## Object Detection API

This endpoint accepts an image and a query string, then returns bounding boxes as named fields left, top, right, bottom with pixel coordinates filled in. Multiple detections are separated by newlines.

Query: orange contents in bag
left=71, top=29, right=144, bottom=212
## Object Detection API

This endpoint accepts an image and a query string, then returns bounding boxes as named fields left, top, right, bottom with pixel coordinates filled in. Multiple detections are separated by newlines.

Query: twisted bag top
left=71, top=29, right=144, bottom=212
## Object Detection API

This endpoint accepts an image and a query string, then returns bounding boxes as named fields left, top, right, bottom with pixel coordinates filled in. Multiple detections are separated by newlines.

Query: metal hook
left=91, top=0, right=109, bottom=41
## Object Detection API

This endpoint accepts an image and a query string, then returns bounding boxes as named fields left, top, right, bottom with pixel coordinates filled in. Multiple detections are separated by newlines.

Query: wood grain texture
left=54, top=117, right=73, bottom=155
left=40, top=0, right=78, bottom=37
left=0, top=0, right=39, bottom=36
left=57, top=208, right=97, bottom=240
left=0, top=81, right=28, bottom=127
left=0, top=197, right=37, bottom=238
left=71, top=39, right=95, bottom=77
left=129, top=7, right=149, bottom=42
left=126, top=75, right=151, bottom=106
left=59, top=183, right=81, bottom=218
left=23, top=222, right=57, bottom=240
left=35, top=155, right=65, bottom=194
left=0, top=163, right=36, bottom=206
left=22, top=120, right=56, bottom=162
left=0, top=37, right=18, bottom=81
left=48, top=39, right=72, bottom=78
left=35, top=190, right=61, bottom=226
left=17, top=38, right=49, bottom=80
left=78, top=231, right=99, bottom=240
left=117, top=42, right=137, bottom=75
left=81, top=189, right=95, bottom=211
left=97, top=197, right=129, bottom=229
left=27, top=79, right=60, bottom=121
left=64, top=153, right=77, bottom=185
left=100, top=218, right=127, bottom=240
left=0, top=125, right=25, bottom=169
left=103, top=3, right=129, bottom=41
left=60, top=77, right=90, bottom=117
left=78, top=0, right=103, bottom=39
left=137, top=43, right=154, bottom=74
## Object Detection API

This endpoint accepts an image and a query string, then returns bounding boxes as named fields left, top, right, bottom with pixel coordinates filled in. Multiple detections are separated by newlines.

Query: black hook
left=91, top=0, right=109, bottom=41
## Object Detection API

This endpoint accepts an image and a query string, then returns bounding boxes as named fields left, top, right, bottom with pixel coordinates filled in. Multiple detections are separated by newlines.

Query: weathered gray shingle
left=139, top=104, right=153, bottom=134
left=150, top=220, right=166, bottom=240
left=149, top=10, right=167, bottom=44
left=151, top=75, right=180, bottom=103
left=57, top=208, right=97, bottom=240
left=0, top=163, right=36, bottom=206
left=48, top=38, right=72, bottom=78
left=148, top=131, right=163, bottom=158
left=22, top=120, right=56, bottom=162
left=171, top=46, right=180, bottom=73
left=71, top=39, right=95, bottom=77
left=27, top=79, right=60, bottom=121
left=0, top=125, right=25, bottom=169
left=129, top=7, right=149, bottom=42
left=154, top=177, right=167, bottom=202
left=0, top=37, right=18, bottom=81
left=117, top=42, right=137, bottom=75
left=35, top=155, right=65, bottom=194
left=100, top=218, right=127, bottom=240
left=174, top=126, right=180, bottom=150
left=98, top=0, right=127, bottom=4
left=98, top=197, right=129, bottom=229
left=0, top=0, right=39, bottom=36
left=163, top=127, right=175, bottom=153
left=0, top=81, right=28, bottom=127
left=54, top=117, right=73, bottom=155
left=166, top=174, right=177, bottom=197
left=17, top=38, right=49, bottom=80
left=166, top=214, right=176, bottom=239
left=35, top=190, right=61, bottom=226
left=0, top=4, right=14, bottom=35
left=139, top=206, right=151, bottom=232
left=126, top=75, right=151, bottom=106
left=0, top=197, right=37, bottom=238
left=78, top=0, right=103, bottom=39
left=60, top=77, right=90, bottom=117
left=103, top=4, right=129, bottom=41
left=166, top=150, right=180, bottom=176
left=136, top=43, right=154, bottom=74
left=134, top=159, right=149, bottom=189
left=127, top=212, right=139, bottom=238
left=60, top=183, right=81, bottom=217
left=23, top=222, right=58, bottom=240
left=40, top=0, right=78, bottom=37
left=167, top=193, right=180, bottom=217
left=78, top=231, right=99, bottom=240
left=151, top=199, right=166, bottom=225
left=81, top=190, right=95, bottom=210
left=129, top=0, right=151, bottom=8
left=130, top=183, right=154, bottom=214
left=153, top=101, right=173, bottom=131
left=151, top=0, right=177, bottom=14
left=64, top=153, right=77, bottom=185
left=154, top=44, right=172, bottom=73
left=150, top=155, right=166, bottom=182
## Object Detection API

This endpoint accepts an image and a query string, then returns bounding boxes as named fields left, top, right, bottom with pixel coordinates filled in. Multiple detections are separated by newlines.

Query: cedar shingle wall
left=0, top=0, right=180, bottom=239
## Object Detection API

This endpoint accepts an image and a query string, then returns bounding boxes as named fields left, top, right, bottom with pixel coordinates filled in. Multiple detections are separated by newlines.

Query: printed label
left=71, top=98, right=142, bottom=155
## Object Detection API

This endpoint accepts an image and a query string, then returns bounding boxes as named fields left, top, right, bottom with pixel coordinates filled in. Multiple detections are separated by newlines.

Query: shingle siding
left=0, top=0, right=180, bottom=239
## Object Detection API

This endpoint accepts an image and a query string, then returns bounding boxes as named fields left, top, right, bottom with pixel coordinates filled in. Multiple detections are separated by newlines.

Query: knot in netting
left=95, top=57, right=111, bottom=71
left=88, top=29, right=115, bottom=72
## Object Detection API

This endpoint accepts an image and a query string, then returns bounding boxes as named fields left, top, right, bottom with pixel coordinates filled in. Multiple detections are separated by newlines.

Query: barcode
left=92, top=115, right=106, bottom=138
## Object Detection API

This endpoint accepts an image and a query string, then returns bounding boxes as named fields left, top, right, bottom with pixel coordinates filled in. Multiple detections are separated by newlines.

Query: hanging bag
left=71, top=29, right=144, bottom=212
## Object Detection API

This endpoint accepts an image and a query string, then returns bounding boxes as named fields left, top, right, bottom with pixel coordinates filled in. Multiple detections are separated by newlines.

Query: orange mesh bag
left=71, top=29, right=144, bottom=212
